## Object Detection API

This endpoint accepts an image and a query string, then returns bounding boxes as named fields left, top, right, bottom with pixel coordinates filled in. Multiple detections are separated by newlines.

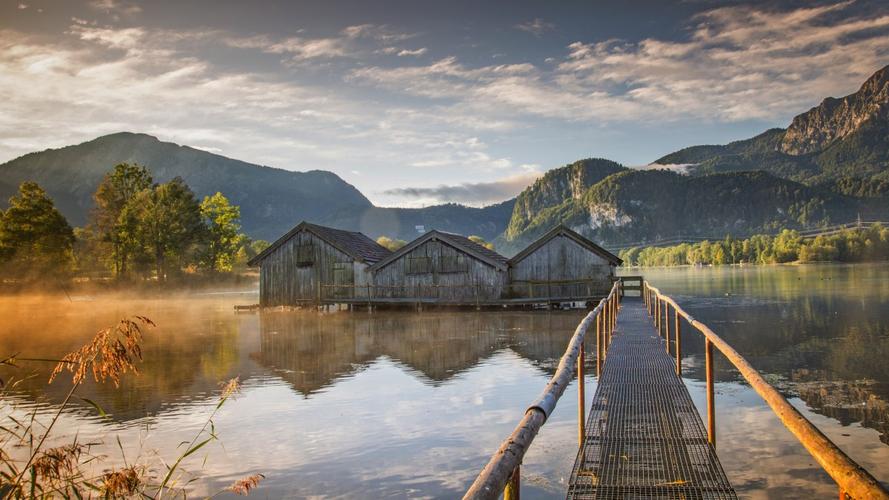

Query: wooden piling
left=504, top=465, right=520, bottom=500
left=674, top=308, right=681, bottom=376
left=578, top=344, right=585, bottom=446
left=705, top=338, right=715, bottom=446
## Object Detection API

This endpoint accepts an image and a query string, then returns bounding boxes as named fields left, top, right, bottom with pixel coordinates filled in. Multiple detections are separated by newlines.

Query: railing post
left=656, top=298, right=661, bottom=336
left=706, top=338, right=716, bottom=446
left=578, top=342, right=585, bottom=446
left=675, top=308, right=681, bottom=376
left=504, top=464, right=520, bottom=500
left=596, top=311, right=602, bottom=377
left=664, top=302, right=671, bottom=354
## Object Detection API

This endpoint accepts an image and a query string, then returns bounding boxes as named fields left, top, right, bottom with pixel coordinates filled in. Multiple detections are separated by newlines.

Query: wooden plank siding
left=372, top=238, right=507, bottom=303
left=258, top=230, right=372, bottom=306
left=508, top=233, right=614, bottom=299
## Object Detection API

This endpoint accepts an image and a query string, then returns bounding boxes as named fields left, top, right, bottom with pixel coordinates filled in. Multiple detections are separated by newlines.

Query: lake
left=1, top=263, right=888, bottom=498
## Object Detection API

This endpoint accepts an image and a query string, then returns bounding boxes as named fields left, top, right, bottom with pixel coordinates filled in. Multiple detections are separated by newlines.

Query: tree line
left=619, top=225, right=889, bottom=267
left=0, top=163, right=269, bottom=283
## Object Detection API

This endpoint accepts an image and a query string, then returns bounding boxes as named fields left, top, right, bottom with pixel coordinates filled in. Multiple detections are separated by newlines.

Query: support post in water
left=504, top=465, right=520, bottom=500
left=596, top=311, right=602, bottom=377
left=578, top=342, right=585, bottom=446
left=664, top=301, right=671, bottom=354
left=706, top=338, right=716, bottom=445
left=656, top=298, right=661, bottom=336
left=675, top=308, right=681, bottom=376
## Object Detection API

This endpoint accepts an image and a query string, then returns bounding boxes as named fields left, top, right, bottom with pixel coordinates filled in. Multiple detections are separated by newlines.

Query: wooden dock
left=463, top=280, right=889, bottom=500
left=567, top=299, right=736, bottom=499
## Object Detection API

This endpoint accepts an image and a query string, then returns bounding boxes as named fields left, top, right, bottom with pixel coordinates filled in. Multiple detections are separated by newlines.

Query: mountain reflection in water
left=0, top=262, right=887, bottom=497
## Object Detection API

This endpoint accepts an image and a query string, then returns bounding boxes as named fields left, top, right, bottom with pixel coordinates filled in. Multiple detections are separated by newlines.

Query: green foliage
left=200, top=192, right=243, bottom=272
left=376, top=236, right=407, bottom=252
left=0, top=182, right=75, bottom=279
left=118, top=177, right=205, bottom=281
left=619, top=224, right=889, bottom=266
left=91, top=163, right=153, bottom=277
left=467, top=235, right=495, bottom=250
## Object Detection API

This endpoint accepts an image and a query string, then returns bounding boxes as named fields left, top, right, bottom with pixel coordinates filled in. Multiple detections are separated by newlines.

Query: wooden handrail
left=463, top=281, right=621, bottom=499
left=644, top=282, right=889, bottom=500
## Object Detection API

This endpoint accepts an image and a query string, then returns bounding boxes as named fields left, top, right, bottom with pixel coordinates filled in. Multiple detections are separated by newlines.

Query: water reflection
left=256, top=311, right=585, bottom=396
left=635, top=263, right=889, bottom=474
left=1, top=264, right=888, bottom=497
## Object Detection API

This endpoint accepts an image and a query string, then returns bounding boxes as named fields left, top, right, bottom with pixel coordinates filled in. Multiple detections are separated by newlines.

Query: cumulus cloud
left=515, top=18, right=555, bottom=37
left=352, top=1, right=889, bottom=123
left=382, top=172, right=542, bottom=205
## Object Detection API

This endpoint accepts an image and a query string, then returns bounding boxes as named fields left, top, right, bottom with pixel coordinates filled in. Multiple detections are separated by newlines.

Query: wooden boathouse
left=250, top=222, right=623, bottom=308
left=247, top=221, right=391, bottom=307
left=367, top=230, right=509, bottom=304
left=507, top=224, right=621, bottom=300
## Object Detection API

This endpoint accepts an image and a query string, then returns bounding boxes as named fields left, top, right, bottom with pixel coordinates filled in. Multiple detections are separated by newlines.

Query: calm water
left=1, top=263, right=888, bottom=498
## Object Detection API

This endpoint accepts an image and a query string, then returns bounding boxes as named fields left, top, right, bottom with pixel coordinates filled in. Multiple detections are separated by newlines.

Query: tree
left=376, top=236, right=407, bottom=252
left=200, top=192, right=243, bottom=272
left=0, top=181, right=75, bottom=278
left=92, top=163, right=153, bottom=278
left=468, top=235, right=495, bottom=250
left=121, top=178, right=204, bottom=281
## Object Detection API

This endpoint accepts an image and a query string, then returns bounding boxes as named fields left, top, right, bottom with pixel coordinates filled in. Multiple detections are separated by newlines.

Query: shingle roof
left=434, top=231, right=509, bottom=267
left=508, top=224, right=622, bottom=266
left=369, top=230, right=509, bottom=272
left=247, top=221, right=391, bottom=266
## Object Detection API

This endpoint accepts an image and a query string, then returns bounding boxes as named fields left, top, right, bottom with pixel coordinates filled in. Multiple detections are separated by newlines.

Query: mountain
left=505, top=158, right=627, bottom=240
left=0, top=133, right=372, bottom=240
left=0, top=132, right=513, bottom=242
left=321, top=199, right=515, bottom=242
left=655, top=65, right=889, bottom=185
left=499, top=168, right=864, bottom=251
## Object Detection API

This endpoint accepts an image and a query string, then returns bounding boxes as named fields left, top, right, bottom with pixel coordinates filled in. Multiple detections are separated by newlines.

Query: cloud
left=382, top=172, right=542, bottom=205
left=352, top=1, right=889, bottom=123
left=89, top=0, right=142, bottom=16
left=341, top=24, right=414, bottom=42
left=17, top=3, right=27, bottom=10
left=224, top=24, right=416, bottom=62
left=515, top=18, right=555, bottom=37
left=397, top=47, right=427, bottom=57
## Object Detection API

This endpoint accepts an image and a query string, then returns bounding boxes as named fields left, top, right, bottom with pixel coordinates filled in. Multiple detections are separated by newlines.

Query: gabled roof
left=247, top=221, right=391, bottom=267
left=369, top=230, right=509, bottom=272
left=508, top=224, right=623, bottom=266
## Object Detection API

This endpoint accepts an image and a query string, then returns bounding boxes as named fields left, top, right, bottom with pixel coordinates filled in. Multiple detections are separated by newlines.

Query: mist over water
left=1, top=263, right=888, bottom=498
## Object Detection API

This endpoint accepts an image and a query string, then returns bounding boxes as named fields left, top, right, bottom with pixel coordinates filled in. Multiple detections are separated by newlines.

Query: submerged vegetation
left=0, top=163, right=271, bottom=285
left=619, top=224, right=889, bottom=266
left=0, top=316, right=262, bottom=498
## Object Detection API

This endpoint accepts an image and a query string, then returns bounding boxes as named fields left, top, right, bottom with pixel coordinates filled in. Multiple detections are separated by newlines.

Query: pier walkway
left=463, top=279, right=888, bottom=500
left=567, top=299, right=735, bottom=499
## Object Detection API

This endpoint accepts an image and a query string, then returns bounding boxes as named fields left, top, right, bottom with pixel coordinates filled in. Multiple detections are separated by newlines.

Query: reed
left=0, top=317, right=263, bottom=499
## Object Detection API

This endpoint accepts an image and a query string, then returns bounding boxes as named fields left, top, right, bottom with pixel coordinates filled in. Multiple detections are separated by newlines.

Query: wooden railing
left=318, top=279, right=613, bottom=303
left=462, top=281, right=622, bottom=499
left=643, top=282, right=889, bottom=500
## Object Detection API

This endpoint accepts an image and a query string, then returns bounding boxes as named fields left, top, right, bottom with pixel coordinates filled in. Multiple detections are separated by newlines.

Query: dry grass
left=0, top=316, right=263, bottom=499
left=228, top=474, right=265, bottom=496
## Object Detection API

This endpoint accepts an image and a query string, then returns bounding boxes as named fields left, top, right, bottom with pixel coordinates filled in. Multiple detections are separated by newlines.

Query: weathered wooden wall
left=372, top=238, right=506, bottom=302
left=508, top=234, right=613, bottom=299
left=258, top=230, right=371, bottom=306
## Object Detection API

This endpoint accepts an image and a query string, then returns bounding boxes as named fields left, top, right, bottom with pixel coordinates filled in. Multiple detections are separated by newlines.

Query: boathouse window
left=438, top=254, right=468, bottom=273
left=406, top=256, right=431, bottom=274
left=296, top=244, right=314, bottom=267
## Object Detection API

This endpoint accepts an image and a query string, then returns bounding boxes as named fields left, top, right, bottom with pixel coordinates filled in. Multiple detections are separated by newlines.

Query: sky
left=1, top=0, right=888, bottom=207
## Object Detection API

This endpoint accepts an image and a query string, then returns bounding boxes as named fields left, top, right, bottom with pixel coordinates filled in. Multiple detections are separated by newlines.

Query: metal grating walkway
left=567, top=299, right=737, bottom=499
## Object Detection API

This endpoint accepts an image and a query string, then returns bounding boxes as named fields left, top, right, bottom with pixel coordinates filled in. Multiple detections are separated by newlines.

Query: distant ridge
left=0, top=132, right=513, bottom=241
